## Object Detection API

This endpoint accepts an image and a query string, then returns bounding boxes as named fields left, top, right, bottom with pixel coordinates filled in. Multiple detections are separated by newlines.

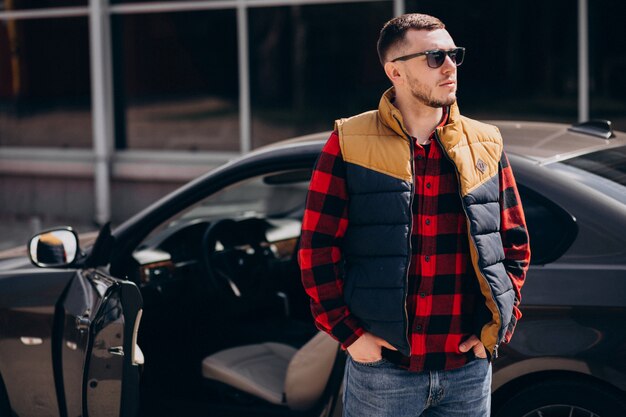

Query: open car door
left=59, top=269, right=143, bottom=417
left=0, top=268, right=142, bottom=417
left=0, top=224, right=143, bottom=417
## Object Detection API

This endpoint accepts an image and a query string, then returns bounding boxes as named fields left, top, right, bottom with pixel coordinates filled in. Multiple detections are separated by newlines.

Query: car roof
left=490, top=120, right=626, bottom=165
left=261, top=120, right=626, bottom=166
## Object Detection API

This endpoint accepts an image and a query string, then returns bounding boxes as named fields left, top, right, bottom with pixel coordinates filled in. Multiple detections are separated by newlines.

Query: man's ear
left=384, top=61, right=403, bottom=86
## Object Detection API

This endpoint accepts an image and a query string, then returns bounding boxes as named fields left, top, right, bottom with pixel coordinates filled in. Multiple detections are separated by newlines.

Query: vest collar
left=378, top=87, right=409, bottom=138
left=378, top=86, right=462, bottom=147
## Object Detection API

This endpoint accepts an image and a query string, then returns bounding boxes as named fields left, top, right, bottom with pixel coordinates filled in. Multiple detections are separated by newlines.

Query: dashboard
left=130, top=217, right=301, bottom=292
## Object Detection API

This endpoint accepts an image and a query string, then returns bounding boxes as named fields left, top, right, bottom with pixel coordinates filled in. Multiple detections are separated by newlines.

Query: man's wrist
left=326, top=314, right=365, bottom=350
left=340, top=326, right=365, bottom=350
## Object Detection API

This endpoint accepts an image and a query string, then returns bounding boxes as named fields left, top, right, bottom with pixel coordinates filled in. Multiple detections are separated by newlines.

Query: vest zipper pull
left=492, top=344, right=499, bottom=360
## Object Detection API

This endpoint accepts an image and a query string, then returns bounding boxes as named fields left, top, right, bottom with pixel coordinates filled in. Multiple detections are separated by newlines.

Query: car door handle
left=75, top=315, right=90, bottom=332
left=108, top=346, right=124, bottom=356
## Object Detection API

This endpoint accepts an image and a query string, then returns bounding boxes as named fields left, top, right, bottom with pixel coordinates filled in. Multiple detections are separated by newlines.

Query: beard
left=407, top=74, right=457, bottom=108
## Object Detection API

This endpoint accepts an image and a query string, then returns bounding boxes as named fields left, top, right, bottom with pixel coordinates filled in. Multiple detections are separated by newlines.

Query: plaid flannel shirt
left=299, top=113, right=530, bottom=371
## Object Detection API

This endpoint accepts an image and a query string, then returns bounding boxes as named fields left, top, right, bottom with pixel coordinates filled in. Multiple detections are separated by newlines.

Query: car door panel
left=0, top=268, right=142, bottom=417
left=59, top=270, right=96, bottom=417
left=83, top=271, right=142, bottom=417
left=0, top=269, right=76, bottom=417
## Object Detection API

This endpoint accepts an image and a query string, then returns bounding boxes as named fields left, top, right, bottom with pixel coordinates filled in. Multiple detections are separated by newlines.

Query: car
left=1, top=119, right=626, bottom=417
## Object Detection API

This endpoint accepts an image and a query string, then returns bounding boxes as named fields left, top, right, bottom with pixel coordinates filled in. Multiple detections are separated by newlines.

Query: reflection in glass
left=405, top=0, right=579, bottom=124
left=249, top=3, right=392, bottom=149
left=589, top=0, right=626, bottom=131
left=113, top=11, right=240, bottom=151
left=0, top=0, right=86, bottom=10
left=0, top=17, right=92, bottom=147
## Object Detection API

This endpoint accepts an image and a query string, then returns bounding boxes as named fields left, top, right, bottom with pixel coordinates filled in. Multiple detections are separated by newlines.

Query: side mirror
left=28, top=228, right=79, bottom=268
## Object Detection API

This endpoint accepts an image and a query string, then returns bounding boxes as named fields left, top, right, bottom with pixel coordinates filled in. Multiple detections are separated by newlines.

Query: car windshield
left=138, top=169, right=312, bottom=246
left=175, top=169, right=312, bottom=224
left=556, top=144, right=626, bottom=204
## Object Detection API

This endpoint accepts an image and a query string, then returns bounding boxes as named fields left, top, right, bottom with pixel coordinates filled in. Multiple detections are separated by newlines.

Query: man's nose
left=441, top=55, right=456, bottom=73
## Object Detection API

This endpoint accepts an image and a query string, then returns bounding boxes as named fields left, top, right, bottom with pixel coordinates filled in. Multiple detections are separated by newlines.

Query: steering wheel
left=201, top=218, right=276, bottom=299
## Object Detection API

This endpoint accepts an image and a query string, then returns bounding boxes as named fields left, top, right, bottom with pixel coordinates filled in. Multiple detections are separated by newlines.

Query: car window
left=561, top=144, right=626, bottom=186
left=517, top=185, right=578, bottom=265
left=550, top=145, right=626, bottom=205
left=179, top=169, right=311, bottom=221
left=142, top=169, right=312, bottom=243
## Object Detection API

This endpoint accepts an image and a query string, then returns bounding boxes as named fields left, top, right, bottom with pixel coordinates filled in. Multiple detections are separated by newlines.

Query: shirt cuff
left=329, top=315, right=365, bottom=350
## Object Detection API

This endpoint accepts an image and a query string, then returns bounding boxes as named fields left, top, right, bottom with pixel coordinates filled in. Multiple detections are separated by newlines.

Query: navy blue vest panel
left=474, top=234, right=505, bottom=268
left=344, top=163, right=412, bottom=194
left=342, top=256, right=406, bottom=289
left=342, top=162, right=412, bottom=355
left=343, top=225, right=409, bottom=257
left=348, top=194, right=411, bottom=225
left=466, top=203, right=500, bottom=235
left=483, top=264, right=515, bottom=338
left=463, top=175, right=512, bottom=341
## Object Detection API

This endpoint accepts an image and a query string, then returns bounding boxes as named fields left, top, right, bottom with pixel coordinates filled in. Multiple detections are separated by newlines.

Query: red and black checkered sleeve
left=499, top=150, right=531, bottom=343
left=298, top=132, right=364, bottom=349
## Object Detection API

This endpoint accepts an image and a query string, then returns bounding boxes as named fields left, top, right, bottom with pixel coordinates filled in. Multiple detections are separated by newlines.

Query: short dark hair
left=377, top=13, right=446, bottom=65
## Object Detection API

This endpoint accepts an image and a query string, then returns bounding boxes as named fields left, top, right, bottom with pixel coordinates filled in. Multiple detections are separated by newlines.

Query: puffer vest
left=335, top=88, right=515, bottom=359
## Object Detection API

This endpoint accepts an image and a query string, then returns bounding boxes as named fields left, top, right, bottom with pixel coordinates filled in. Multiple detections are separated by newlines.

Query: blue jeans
left=342, top=356, right=491, bottom=417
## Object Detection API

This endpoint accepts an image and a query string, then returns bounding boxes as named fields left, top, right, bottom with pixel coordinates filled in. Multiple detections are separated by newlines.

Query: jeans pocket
left=350, top=356, right=388, bottom=367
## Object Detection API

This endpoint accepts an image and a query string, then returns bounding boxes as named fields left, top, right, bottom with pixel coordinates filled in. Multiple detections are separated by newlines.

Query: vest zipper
left=393, top=115, right=414, bottom=353
left=433, top=129, right=503, bottom=361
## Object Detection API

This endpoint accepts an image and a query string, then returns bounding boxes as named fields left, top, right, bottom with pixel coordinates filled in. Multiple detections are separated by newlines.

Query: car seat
left=201, top=331, right=338, bottom=410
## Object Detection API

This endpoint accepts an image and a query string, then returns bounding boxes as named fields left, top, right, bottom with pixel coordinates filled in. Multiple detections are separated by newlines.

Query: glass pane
left=589, top=0, right=626, bottom=131
left=0, top=17, right=92, bottom=147
left=517, top=186, right=577, bottom=265
left=562, top=145, right=626, bottom=187
left=249, top=3, right=392, bottom=149
left=141, top=169, right=311, bottom=245
left=0, top=0, right=86, bottom=10
left=114, top=10, right=239, bottom=151
left=404, top=0, right=578, bottom=123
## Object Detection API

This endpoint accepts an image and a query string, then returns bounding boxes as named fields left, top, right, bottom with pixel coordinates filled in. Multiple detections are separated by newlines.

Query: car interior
left=114, top=169, right=344, bottom=417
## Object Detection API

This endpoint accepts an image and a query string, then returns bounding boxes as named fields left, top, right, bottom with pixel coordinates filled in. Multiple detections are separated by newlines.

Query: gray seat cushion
left=202, top=342, right=297, bottom=405
left=284, top=331, right=339, bottom=410
left=202, top=332, right=339, bottom=410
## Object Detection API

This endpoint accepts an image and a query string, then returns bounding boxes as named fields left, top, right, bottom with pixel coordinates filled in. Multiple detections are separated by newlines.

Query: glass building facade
left=3, top=0, right=625, bottom=151
left=0, top=0, right=624, bottom=224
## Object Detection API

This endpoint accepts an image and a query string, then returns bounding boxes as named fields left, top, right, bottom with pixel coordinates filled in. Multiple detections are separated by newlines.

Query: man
left=299, top=13, right=530, bottom=416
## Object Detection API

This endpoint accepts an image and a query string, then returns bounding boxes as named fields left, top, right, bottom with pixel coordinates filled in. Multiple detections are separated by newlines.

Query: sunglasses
left=391, top=47, right=466, bottom=68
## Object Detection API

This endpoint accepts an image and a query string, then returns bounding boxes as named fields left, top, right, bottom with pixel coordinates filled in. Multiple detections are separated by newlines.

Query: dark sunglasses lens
left=453, top=48, right=465, bottom=66
left=427, top=51, right=447, bottom=68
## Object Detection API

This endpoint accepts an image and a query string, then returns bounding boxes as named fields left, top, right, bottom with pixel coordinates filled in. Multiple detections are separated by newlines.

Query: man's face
left=388, top=29, right=459, bottom=108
